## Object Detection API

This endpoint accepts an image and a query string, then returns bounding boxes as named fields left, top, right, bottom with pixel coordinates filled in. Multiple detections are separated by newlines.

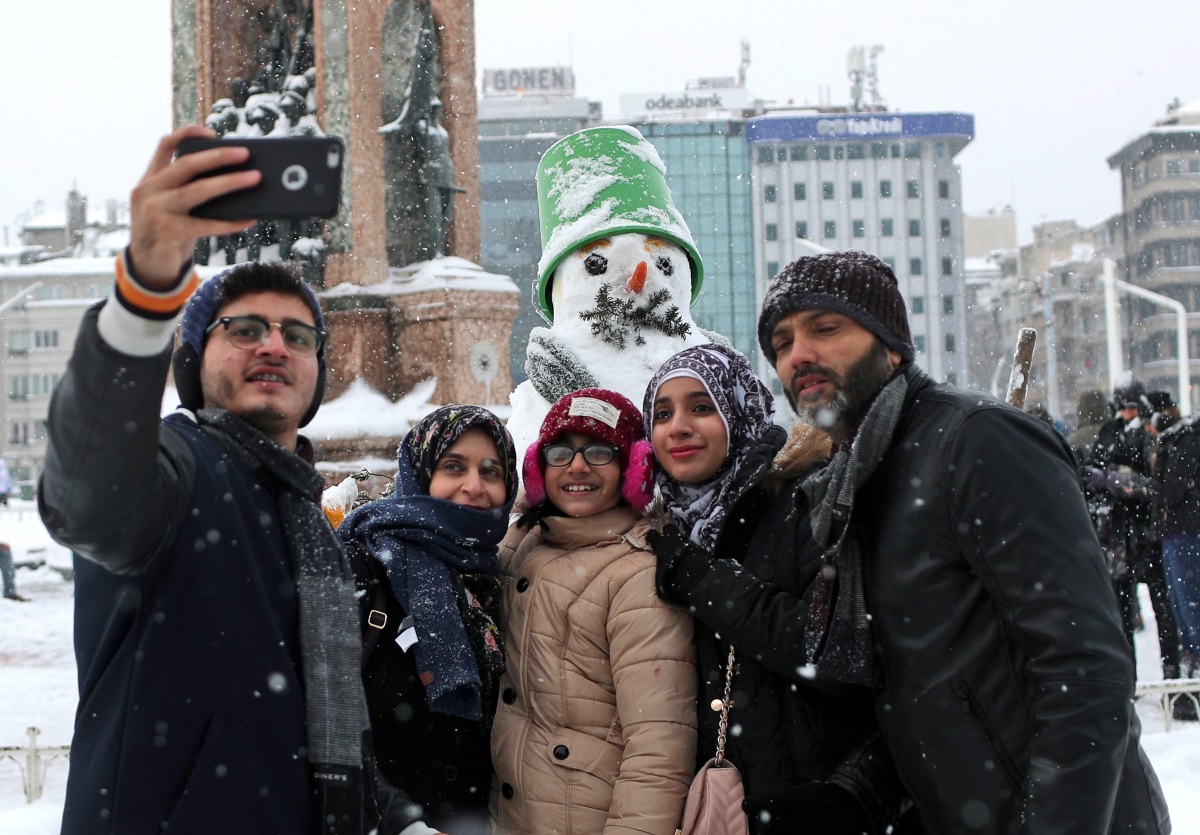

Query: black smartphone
left=176, top=136, right=344, bottom=220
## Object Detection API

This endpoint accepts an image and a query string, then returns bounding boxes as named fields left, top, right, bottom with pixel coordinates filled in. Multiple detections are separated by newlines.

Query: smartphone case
left=177, top=136, right=345, bottom=220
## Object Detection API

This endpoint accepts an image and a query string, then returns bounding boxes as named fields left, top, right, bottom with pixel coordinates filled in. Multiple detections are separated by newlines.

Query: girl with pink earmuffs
left=489, top=388, right=698, bottom=835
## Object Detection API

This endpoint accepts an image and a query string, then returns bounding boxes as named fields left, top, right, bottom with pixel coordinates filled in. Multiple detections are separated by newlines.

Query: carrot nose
left=627, top=261, right=648, bottom=294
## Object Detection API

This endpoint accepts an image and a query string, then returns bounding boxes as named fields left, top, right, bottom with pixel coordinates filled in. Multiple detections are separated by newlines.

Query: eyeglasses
left=543, top=442, right=618, bottom=468
left=205, top=315, right=327, bottom=357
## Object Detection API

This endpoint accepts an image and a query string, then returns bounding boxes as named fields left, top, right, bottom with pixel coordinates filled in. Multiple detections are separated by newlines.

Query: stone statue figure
left=380, top=3, right=458, bottom=260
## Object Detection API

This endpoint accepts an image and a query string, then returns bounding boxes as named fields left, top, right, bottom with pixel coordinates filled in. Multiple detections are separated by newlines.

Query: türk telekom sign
left=482, top=67, right=575, bottom=97
left=619, top=87, right=755, bottom=116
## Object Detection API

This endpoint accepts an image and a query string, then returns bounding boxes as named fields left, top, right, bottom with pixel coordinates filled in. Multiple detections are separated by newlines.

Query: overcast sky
left=3, top=0, right=1196, bottom=248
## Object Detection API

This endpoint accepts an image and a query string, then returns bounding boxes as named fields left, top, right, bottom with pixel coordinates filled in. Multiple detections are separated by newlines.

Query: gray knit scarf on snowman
left=799, top=372, right=907, bottom=688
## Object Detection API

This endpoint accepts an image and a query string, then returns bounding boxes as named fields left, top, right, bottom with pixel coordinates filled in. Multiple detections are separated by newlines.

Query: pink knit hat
left=522, top=388, right=656, bottom=513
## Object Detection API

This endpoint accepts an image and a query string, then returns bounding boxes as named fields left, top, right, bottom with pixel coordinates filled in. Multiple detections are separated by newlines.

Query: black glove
left=743, top=781, right=874, bottom=835
left=645, top=523, right=714, bottom=605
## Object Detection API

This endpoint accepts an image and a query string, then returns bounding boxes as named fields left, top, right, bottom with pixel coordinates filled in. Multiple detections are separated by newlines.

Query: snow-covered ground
left=1, top=497, right=1198, bottom=832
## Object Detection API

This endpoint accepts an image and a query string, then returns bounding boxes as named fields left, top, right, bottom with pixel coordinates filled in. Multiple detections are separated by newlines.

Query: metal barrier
left=0, top=727, right=70, bottom=803
left=1135, top=679, right=1200, bottom=731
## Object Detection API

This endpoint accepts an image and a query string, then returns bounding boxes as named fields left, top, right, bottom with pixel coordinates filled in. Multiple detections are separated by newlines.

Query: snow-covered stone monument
left=507, top=126, right=720, bottom=458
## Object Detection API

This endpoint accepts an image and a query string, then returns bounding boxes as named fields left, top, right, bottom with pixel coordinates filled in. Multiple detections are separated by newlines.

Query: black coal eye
left=584, top=253, right=608, bottom=276
left=655, top=256, right=674, bottom=276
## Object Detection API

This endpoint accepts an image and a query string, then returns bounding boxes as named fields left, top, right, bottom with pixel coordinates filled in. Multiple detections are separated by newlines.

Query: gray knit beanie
left=757, top=251, right=914, bottom=366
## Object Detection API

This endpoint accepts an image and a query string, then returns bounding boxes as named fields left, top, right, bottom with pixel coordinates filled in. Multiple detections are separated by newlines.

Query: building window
left=870, top=142, right=888, bottom=159
left=935, top=142, right=946, bottom=158
left=907, top=180, right=920, bottom=198
left=946, top=373, right=957, bottom=386
left=881, top=218, right=894, bottom=237
left=824, top=221, right=837, bottom=239
left=33, top=330, right=59, bottom=349
left=765, top=223, right=778, bottom=241
left=833, top=145, right=845, bottom=160
left=911, top=257, right=923, bottom=275
left=938, top=179, right=951, bottom=199
left=880, top=180, right=892, bottom=198
left=757, top=146, right=775, bottom=164
left=851, top=181, right=863, bottom=199
left=940, top=218, right=951, bottom=238
left=847, top=144, right=864, bottom=160
left=942, top=256, right=954, bottom=276
left=914, top=335, right=926, bottom=353
left=767, top=261, right=779, bottom=276
left=945, top=334, right=956, bottom=353
left=795, top=221, right=808, bottom=239
left=853, top=219, right=865, bottom=238
left=904, top=141, right=921, bottom=159
left=8, top=330, right=30, bottom=355
left=790, top=145, right=808, bottom=161
left=911, top=296, right=925, bottom=314
left=891, top=143, right=902, bottom=158
left=883, top=257, right=896, bottom=270
left=909, top=219, right=921, bottom=237
left=764, top=185, right=777, bottom=203
left=823, top=182, right=835, bottom=199
left=816, top=145, right=831, bottom=161
left=1167, top=159, right=1182, bottom=176
left=943, top=295, right=954, bottom=315
left=794, top=182, right=807, bottom=200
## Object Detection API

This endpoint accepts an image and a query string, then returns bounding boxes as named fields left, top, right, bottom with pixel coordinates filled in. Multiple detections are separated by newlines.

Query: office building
left=745, top=111, right=975, bottom=386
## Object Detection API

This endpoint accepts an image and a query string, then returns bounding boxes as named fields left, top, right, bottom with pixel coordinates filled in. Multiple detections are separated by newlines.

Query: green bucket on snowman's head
left=534, top=126, right=705, bottom=324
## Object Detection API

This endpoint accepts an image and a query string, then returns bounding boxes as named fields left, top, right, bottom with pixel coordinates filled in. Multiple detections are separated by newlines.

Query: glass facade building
left=477, top=96, right=602, bottom=381
left=628, top=120, right=758, bottom=362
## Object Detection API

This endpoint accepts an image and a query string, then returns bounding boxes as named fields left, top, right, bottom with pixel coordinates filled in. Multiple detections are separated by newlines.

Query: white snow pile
left=305, top=377, right=438, bottom=441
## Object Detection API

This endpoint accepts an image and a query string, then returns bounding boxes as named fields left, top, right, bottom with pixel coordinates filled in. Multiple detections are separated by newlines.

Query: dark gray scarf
left=799, top=373, right=908, bottom=687
left=196, top=409, right=368, bottom=832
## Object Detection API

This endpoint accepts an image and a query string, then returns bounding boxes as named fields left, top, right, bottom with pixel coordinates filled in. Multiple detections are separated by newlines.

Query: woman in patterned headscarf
left=644, top=345, right=905, bottom=835
left=338, top=404, right=517, bottom=835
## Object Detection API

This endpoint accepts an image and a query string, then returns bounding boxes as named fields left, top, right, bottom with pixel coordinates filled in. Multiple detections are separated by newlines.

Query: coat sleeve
left=604, top=556, right=698, bottom=835
left=682, top=523, right=827, bottom=688
left=38, top=300, right=193, bottom=575
left=945, top=407, right=1135, bottom=834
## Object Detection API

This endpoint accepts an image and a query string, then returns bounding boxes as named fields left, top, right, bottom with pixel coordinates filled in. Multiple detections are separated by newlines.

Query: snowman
left=507, top=126, right=724, bottom=460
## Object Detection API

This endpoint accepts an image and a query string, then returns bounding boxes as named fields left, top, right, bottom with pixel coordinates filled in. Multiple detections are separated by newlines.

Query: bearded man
left=757, top=252, right=1170, bottom=835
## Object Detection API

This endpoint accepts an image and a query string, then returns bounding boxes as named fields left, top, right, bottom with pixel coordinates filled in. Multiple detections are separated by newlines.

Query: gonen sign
left=483, top=67, right=575, bottom=97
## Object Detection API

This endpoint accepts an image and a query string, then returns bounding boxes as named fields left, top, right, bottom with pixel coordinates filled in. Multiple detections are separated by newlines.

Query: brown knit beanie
left=757, top=251, right=914, bottom=366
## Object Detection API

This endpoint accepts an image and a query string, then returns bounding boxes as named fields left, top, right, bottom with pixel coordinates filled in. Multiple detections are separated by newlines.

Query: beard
left=786, top=340, right=896, bottom=444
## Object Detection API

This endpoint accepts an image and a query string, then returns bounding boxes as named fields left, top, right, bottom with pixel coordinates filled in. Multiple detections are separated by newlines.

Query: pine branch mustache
left=578, top=285, right=692, bottom=349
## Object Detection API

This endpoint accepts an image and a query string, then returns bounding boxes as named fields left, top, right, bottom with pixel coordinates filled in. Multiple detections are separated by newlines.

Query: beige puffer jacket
left=490, top=505, right=698, bottom=835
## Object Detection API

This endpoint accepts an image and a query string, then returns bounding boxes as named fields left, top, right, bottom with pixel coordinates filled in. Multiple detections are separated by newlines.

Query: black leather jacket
left=855, top=365, right=1169, bottom=835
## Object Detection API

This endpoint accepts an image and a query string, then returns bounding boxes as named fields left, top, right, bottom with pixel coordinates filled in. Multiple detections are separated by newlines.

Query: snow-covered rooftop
left=318, top=256, right=518, bottom=298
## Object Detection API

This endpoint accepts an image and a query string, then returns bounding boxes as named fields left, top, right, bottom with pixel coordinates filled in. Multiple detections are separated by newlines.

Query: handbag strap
left=714, top=644, right=736, bottom=765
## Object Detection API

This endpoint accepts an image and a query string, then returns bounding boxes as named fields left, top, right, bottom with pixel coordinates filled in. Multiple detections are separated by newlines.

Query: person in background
left=756, top=251, right=1168, bottom=834
left=490, top=388, right=696, bottom=835
left=1069, top=389, right=1112, bottom=464
left=0, top=458, right=12, bottom=505
left=0, top=542, right=29, bottom=602
left=645, top=343, right=906, bottom=835
left=1151, top=407, right=1200, bottom=720
left=338, top=405, right=518, bottom=833
left=1087, top=378, right=1181, bottom=682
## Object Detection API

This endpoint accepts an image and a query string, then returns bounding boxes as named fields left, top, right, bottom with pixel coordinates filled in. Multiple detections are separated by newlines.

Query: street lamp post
left=1102, top=258, right=1192, bottom=416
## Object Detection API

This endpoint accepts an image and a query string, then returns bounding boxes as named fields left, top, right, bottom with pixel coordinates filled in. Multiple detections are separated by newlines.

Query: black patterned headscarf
left=406, top=404, right=518, bottom=501
left=644, top=343, right=776, bottom=550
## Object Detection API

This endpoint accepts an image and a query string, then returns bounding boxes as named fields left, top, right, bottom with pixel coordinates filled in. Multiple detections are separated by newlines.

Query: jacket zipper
left=950, top=677, right=1024, bottom=791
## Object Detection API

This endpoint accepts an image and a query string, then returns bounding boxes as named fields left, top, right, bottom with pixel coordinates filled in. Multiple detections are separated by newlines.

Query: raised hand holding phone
left=129, top=125, right=261, bottom=288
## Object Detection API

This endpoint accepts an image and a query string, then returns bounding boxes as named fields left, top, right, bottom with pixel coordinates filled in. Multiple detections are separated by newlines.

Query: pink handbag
left=677, top=646, right=750, bottom=835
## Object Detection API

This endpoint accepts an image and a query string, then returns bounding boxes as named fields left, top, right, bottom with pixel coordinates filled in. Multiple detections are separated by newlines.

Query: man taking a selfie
left=39, top=126, right=417, bottom=834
